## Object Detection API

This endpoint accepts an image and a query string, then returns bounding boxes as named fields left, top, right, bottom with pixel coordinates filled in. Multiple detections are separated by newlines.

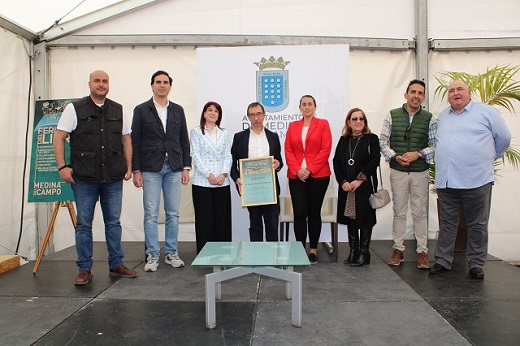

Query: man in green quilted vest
left=380, top=79, right=437, bottom=269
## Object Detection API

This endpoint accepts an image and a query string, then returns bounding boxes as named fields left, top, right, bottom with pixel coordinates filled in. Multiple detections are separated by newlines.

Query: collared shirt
left=153, top=98, right=168, bottom=133
left=434, top=100, right=511, bottom=189
left=380, top=104, right=437, bottom=163
left=248, top=128, right=269, bottom=158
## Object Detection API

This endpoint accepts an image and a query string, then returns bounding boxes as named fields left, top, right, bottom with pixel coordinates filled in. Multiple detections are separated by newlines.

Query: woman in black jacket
left=333, top=108, right=380, bottom=266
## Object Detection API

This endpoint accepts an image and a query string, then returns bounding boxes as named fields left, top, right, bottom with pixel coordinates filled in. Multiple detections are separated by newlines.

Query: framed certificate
left=239, top=156, right=277, bottom=207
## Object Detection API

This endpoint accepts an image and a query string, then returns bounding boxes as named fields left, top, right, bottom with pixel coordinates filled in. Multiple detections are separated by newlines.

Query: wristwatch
left=417, top=151, right=424, bottom=159
left=222, top=173, right=228, bottom=177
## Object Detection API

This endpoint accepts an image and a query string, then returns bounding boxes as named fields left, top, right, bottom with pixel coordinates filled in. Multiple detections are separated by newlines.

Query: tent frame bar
left=47, top=34, right=414, bottom=50
left=431, top=37, right=520, bottom=51
left=47, top=35, right=520, bottom=52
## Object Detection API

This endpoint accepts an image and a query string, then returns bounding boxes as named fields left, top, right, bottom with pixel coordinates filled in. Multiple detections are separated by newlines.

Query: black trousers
left=247, top=202, right=280, bottom=241
left=289, top=176, right=330, bottom=249
left=192, top=184, right=232, bottom=253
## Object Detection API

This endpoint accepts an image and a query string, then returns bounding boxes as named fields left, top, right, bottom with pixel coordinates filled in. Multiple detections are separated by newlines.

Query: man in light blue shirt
left=429, top=80, right=511, bottom=279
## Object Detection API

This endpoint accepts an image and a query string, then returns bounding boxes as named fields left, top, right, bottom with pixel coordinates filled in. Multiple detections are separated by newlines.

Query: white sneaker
left=165, top=251, right=184, bottom=268
left=144, top=255, right=159, bottom=272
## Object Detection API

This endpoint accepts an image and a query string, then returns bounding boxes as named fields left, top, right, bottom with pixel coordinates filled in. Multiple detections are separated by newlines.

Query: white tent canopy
left=1, top=0, right=519, bottom=261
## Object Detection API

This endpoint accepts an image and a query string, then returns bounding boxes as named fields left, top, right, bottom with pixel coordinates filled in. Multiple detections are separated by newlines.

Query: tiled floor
left=1, top=240, right=519, bottom=345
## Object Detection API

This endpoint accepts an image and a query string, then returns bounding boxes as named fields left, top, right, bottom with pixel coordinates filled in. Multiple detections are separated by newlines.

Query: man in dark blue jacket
left=131, top=70, right=191, bottom=272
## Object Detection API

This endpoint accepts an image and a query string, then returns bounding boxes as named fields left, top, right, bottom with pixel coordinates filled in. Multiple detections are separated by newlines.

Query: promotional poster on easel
left=28, top=98, right=76, bottom=203
left=28, top=98, right=78, bottom=274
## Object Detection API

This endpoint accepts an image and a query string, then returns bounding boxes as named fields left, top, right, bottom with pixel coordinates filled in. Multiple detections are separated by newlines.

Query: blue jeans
left=142, top=162, right=181, bottom=257
left=72, top=177, right=124, bottom=271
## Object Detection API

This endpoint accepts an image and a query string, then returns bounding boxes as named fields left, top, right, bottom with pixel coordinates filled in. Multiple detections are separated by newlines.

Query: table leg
left=255, top=267, right=302, bottom=328
left=284, top=266, right=294, bottom=300
left=213, top=266, right=223, bottom=300
left=291, top=271, right=302, bottom=327
left=204, top=267, right=253, bottom=329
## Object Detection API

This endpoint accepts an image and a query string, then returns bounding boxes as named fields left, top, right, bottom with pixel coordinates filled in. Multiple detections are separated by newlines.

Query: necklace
left=348, top=135, right=362, bottom=166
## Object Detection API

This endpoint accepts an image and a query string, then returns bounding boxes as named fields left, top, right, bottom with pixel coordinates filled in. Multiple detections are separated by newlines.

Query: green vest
left=389, top=106, right=432, bottom=172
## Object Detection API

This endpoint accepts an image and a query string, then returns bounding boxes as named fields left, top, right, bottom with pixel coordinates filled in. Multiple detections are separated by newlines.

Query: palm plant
left=430, top=64, right=520, bottom=186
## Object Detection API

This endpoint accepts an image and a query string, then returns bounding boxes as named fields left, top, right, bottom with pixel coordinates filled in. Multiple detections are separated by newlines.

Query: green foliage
left=435, top=65, right=520, bottom=114
left=431, top=65, right=520, bottom=189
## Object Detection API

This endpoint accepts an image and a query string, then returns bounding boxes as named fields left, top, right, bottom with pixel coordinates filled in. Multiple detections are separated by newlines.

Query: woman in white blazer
left=190, top=101, right=232, bottom=253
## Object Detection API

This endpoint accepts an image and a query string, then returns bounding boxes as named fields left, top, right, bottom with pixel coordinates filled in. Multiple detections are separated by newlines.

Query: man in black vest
left=131, top=71, right=191, bottom=272
left=54, top=70, right=136, bottom=285
left=231, top=102, right=283, bottom=241
left=380, top=79, right=437, bottom=269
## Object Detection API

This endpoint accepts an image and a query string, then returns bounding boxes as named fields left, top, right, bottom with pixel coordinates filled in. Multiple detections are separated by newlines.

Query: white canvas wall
left=2, top=0, right=520, bottom=261
left=45, top=47, right=422, bottom=252
left=48, top=45, right=197, bottom=251
left=44, top=46, right=520, bottom=262
left=46, top=47, right=419, bottom=253
left=428, top=0, right=520, bottom=39
left=348, top=49, right=430, bottom=239
left=0, top=28, right=38, bottom=258
left=429, top=50, right=520, bottom=261
left=78, top=0, right=414, bottom=39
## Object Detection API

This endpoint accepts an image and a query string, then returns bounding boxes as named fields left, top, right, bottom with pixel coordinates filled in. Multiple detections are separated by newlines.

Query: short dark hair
left=150, top=70, right=172, bottom=85
left=247, top=102, right=265, bottom=115
left=406, top=79, right=425, bottom=93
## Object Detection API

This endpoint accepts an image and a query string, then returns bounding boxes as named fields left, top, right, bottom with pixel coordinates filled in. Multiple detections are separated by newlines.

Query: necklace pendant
left=348, top=158, right=355, bottom=166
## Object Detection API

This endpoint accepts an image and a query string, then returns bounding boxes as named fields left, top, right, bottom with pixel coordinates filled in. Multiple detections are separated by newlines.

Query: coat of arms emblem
left=254, top=56, right=290, bottom=112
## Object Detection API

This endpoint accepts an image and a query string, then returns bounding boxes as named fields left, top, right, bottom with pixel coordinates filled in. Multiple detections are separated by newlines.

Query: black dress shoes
left=308, top=253, right=318, bottom=264
left=429, top=262, right=449, bottom=274
left=469, top=267, right=485, bottom=280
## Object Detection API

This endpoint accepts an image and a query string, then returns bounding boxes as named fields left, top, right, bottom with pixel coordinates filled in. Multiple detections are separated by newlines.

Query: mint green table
left=192, top=241, right=310, bottom=329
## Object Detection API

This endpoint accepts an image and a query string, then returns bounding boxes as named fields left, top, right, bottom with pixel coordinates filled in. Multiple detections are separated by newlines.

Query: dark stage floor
left=1, top=240, right=519, bottom=345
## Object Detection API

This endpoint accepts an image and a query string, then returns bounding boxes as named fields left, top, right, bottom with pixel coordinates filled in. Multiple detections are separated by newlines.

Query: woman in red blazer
left=285, top=95, right=332, bottom=264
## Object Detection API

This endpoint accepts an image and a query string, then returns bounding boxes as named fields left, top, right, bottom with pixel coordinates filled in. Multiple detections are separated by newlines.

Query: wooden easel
left=33, top=201, right=77, bottom=274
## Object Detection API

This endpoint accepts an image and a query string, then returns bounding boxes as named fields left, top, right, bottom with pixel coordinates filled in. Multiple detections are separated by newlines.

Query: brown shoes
left=417, top=251, right=430, bottom=269
left=109, top=264, right=137, bottom=278
left=388, top=249, right=404, bottom=266
left=75, top=265, right=136, bottom=285
left=74, top=271, right=93, bottom=286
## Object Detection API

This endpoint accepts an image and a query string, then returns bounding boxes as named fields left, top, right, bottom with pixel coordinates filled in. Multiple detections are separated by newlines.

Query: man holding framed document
left=231, top=102, right=283, bottom=241
left=239, top=156, right=277, bottom=207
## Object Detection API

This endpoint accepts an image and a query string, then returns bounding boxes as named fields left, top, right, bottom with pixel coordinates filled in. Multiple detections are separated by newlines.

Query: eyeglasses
left=248, top=112, right=265, bottom=118
left=350, top=117, right=365, bottom=122
left=404, top=125, right=414, bottom=140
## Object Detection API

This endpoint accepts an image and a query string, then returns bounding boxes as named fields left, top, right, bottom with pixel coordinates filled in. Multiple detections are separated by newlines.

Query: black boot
left=344, top=226, right=360, bottom=264
left=351, top=227, right=372, bottom=266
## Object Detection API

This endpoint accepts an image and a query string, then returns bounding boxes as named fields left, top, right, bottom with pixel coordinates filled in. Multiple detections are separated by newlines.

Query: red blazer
left=284, top=116, right=332, bottom=179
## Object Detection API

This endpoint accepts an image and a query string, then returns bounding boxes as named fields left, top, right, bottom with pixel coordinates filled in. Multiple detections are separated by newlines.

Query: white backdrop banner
left=197, top=45, right=349, bottom=241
